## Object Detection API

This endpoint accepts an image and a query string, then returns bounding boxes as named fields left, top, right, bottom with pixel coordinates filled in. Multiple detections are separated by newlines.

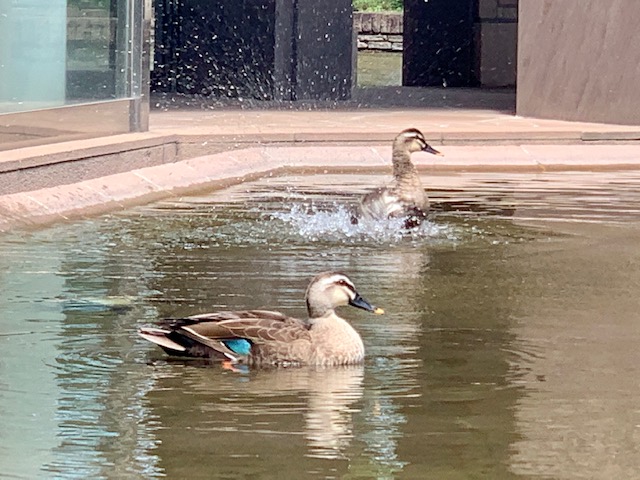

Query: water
left=1, top=171, right=640, bottom=478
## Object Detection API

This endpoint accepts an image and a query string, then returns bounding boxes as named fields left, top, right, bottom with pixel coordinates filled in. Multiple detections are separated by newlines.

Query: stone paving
left=150, top=106, right=640, bottom=144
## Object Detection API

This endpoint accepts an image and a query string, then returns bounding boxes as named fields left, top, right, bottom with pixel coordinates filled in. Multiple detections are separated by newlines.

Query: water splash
left=269, top=203, right=456, bottom=245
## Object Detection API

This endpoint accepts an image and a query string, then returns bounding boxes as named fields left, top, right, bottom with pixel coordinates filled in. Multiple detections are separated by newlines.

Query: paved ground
left=2, top=89, right=640, bottom=231
left=149, top=104, right=640, bottom=144
left=148, top=87, right=639, bottom=143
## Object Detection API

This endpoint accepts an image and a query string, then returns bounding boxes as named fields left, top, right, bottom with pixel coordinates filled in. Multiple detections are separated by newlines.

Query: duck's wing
left=358, top=188, right=406, bottom=220
left=138, top=310, right=311, bottom=362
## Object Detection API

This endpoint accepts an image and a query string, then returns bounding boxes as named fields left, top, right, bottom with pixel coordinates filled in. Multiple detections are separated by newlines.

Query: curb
left=1, top=143, right=640, bottom=231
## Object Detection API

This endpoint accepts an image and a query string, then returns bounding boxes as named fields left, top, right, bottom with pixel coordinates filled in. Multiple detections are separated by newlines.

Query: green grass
left=357, top=50, right=402, bottom=86
left=353, top=0, right=403, bottom=12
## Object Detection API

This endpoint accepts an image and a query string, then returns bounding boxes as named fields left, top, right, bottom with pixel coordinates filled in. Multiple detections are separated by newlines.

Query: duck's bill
left=423, top=144, right=443, bottom=156
left=349, top=293, right=385, bottom=314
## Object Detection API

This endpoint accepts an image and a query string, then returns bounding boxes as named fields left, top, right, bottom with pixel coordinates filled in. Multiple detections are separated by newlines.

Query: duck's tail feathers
left=138, top=327, right=187, bottom=353
left=138, top=326, right=244, bottom=362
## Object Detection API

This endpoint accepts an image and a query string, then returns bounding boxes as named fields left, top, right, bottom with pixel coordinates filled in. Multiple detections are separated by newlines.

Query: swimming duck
left=354, top=128, right=442, bottom=228
left=138, top=272, right=383, bottom=367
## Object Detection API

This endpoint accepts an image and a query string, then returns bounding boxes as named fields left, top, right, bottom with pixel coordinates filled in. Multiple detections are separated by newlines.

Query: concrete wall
left=517, top=0, right=640, bottom=125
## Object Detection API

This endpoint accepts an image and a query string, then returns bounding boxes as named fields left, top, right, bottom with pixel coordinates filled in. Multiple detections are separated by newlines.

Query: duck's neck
left=392, top=150, right=418, bottom=181
left=307, top=302, right=332, bottom=320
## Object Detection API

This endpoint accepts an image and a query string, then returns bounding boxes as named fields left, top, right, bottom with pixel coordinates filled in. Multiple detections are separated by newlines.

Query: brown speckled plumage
left=138, top=272, right=383, bottom=367
left=355, top=128, right=442, bottom=228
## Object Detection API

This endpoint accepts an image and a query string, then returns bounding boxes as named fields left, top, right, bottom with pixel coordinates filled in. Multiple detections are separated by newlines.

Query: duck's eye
left=335, top=279, right=354, bottom=290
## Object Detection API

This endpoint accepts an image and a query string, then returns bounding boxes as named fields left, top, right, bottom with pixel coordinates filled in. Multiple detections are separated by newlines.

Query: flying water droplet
left=270, top=203, right=456, bottom=246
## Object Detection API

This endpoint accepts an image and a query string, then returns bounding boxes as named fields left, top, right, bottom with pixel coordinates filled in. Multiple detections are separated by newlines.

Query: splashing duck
left=354, top=128, right=443, bottom=229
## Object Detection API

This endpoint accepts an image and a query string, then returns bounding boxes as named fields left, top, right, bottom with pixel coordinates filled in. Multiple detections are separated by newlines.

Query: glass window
left=0, top=0, right=139, bottom=114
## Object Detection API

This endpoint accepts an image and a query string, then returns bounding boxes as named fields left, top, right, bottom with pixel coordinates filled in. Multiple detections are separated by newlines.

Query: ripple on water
left=8, top=170, right=640, bottom=479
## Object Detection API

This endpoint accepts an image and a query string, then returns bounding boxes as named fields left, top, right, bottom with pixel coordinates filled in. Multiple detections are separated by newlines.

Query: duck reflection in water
left=144, top=362, right=366, bottom=467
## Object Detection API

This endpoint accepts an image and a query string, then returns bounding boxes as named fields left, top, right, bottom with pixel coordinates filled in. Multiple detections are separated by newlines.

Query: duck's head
left=396, top=128, right=443, bottom=156
left=305, top=271, right=384, bottom=319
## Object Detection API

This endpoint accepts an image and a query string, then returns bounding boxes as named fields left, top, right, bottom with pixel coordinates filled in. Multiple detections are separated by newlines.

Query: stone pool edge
left=2, top=143, right=640, bottom=231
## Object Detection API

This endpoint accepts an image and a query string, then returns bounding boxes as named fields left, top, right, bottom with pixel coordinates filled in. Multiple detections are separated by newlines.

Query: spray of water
left=269, top=203, right=456, bottom=245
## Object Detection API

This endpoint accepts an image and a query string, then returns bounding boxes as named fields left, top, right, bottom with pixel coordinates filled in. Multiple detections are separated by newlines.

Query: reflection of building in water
left=0, top=226, right=162, bottom=478
left=46, top=230, right=162, bottom=478
left=0, top=245, right=64, bottom=478
left=390, top=230, right=527, bottom=478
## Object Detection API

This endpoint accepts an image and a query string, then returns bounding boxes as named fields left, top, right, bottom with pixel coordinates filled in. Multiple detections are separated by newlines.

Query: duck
left=354, top=128, right=443, bottom=228
left=138, top=271, right=384, bottom=367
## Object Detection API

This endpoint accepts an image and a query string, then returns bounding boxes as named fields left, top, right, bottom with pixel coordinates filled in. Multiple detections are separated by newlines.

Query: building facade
left=517, top=0, right=640, bottom=125
left=0, top=0, right=151, bottom=151
left=1, top=0, right=638, bottom=155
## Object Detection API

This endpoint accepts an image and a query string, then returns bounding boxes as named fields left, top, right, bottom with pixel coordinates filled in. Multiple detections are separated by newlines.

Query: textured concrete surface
left=518, top=0, right=640, bottom=125
left=149, top=107, right=640, bottom=145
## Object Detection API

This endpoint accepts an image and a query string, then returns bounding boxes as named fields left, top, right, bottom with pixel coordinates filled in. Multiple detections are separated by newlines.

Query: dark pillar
left=152, top=0, right=276, bottom=100
left=292, top=0, right=354, bottom=100
left=403, top=0, right=478, bottom=87
left=152, top=0, right=354, bottom=102
left=273, top=1, right=296, bottom=100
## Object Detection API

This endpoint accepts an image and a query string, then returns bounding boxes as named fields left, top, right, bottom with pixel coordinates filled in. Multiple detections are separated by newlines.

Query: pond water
left=1, top=171, right=640, bottom=479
